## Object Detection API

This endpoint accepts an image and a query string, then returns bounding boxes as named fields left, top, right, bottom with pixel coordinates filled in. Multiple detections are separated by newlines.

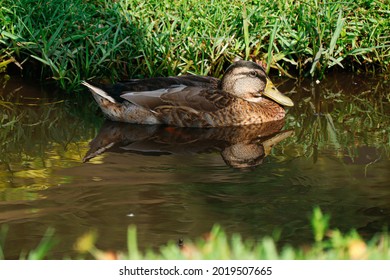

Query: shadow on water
left=0, top=73, right=389, bottom=259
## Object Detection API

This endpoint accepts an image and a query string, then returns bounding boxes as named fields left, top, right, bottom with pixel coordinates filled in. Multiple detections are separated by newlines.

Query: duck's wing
left=83, top=75, right=220, bottom=105
left=120, top=84, right=187, bottom=110
left=160, top=87, right=235, bottom=112
left=120, top=85, right=234, bottom=112
left=118, top=75, right=219, bottom=91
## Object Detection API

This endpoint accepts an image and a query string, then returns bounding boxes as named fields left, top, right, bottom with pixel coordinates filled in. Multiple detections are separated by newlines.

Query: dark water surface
left=0, top=74, right=389, bottom=259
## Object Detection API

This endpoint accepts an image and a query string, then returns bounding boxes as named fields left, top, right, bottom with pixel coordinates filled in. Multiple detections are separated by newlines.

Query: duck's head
left=220, top=60, right=294, bottom=107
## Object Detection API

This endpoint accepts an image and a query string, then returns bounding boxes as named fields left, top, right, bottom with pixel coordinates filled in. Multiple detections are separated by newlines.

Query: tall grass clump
left=261, top=0, right=390, bottom=78
left=0, top=0, right=389, bottom=92
left=0, top=0, right=145, bottom=91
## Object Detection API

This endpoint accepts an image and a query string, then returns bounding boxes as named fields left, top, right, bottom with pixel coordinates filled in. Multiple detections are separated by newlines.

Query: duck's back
left=97, top=75, right=219, bottom=101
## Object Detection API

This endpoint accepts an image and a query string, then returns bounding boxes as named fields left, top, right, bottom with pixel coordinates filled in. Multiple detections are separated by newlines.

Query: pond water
left=0, top=73, right=389, bottom=259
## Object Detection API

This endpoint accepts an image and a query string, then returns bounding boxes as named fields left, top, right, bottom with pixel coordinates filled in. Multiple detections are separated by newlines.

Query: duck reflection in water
left=83, top=119, right=293, bottom=169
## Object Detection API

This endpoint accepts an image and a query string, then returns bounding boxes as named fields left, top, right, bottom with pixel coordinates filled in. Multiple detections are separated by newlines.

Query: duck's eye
left=249, top=71, right=257, bottom=78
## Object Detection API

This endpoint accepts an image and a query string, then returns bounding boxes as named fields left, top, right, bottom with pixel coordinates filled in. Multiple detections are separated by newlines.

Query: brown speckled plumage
left=82, top=60, right=293, bottom=127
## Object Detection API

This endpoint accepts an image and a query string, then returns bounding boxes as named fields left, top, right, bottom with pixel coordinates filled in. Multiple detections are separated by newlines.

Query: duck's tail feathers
left=81, top=81, right=117, bottom=103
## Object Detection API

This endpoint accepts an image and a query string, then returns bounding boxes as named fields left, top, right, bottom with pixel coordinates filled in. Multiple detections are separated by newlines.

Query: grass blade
left=329, top=9, right=345, bottom=57
left=127, top=225, right=141, bottom=260
left=310, top=48, right=323, bottom=76
left=27, top=228, right=56, bottom=260
left=242, top=4, right=250, bottom=60
left=267, top=19, right=279, bottom=74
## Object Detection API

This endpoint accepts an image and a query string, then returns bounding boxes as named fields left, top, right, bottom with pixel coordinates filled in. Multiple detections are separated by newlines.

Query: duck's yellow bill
left=264, top=78, right=294, bottom=107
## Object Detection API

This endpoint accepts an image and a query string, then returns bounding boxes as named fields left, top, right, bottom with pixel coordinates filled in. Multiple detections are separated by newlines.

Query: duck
left=81, top=60, right=294, bottom=127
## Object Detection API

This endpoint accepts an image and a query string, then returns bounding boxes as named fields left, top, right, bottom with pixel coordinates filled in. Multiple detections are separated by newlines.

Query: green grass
left=1, top=208, right=390, bottom=259
left=0, top=0, right=389, bottom=92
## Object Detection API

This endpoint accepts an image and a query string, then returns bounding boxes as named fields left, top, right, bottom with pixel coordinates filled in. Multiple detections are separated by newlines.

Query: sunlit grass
left=0, top=0, right=389, bottom=92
